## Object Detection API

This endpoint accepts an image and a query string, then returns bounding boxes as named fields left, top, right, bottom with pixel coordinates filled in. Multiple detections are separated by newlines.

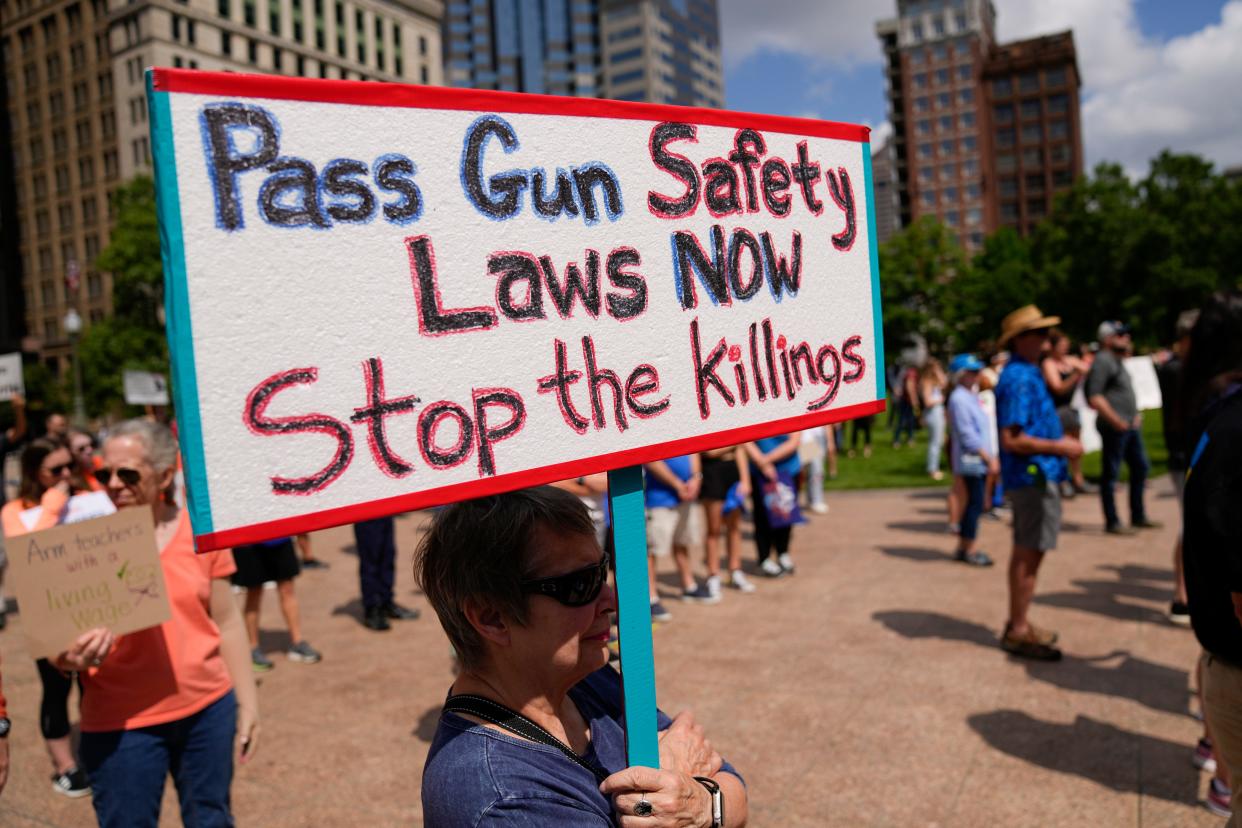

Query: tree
left=878, top=216, right=968, bottom=359
left=953, top=228, right=1043, bottom=353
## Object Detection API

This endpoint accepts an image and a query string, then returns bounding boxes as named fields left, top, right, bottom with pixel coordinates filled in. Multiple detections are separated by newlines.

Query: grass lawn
left=822, top=407, right=1169, bottom=492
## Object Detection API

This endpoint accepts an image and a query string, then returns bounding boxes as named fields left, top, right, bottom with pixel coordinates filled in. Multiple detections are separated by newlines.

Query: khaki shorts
left=1009, top=480, right=1061, bottom=551
left=1202, top=652, right=1242, bottom=827
left=646, top=503, right=701, bottom=557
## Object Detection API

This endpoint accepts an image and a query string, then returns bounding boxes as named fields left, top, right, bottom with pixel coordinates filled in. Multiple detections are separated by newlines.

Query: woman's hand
left=55, top=627, right=115, bottom=672
left=601, top=766, right=713, bottom=827
left=759, top=462, right=777, bottom=482
left=658, top=711, right=722, bottom=778
left=236, top=704, right=260, bottom=765
left=53, top=479, right=72, bottom=496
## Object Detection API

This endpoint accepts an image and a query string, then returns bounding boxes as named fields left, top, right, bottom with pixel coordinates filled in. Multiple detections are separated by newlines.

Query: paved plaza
left=0, top=478, right=1221, bottom=827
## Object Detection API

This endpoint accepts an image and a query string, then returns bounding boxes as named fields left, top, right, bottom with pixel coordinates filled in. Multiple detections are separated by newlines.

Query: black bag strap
left=443, top=693, right=608, bottom=783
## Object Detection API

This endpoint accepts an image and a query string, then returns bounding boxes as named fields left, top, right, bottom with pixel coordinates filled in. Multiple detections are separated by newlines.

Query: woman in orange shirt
left=50, top=419, right=259, bottom=828
left=0, top=437, right=90, bottom=797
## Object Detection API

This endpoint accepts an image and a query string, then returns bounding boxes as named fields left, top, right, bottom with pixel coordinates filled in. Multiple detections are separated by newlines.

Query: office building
left=876, top=0, right=1081, bottom=251
left=871, top=134, right=901, bottom=244
left=2, top=0, right=443, bottom=365
left=443, top=0, right=723, bottom=107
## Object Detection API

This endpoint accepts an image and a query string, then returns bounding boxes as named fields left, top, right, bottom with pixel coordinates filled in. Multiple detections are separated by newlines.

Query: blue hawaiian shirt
left=995, top=355, right=1067, bottom=490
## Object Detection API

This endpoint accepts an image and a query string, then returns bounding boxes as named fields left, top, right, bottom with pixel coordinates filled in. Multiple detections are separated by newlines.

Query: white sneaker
left=706, top=574, right=722, bottom=599
left=729, top=570, right=756, bottom=593
left=760, top=558, right=784, bottom=577
left=810, top=502, right=829, bottom=514
left=778, top=553, right=796, bottom=574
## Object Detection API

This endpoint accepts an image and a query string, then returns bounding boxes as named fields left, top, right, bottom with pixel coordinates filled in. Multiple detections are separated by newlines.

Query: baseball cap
left=949, top=353, right=985, bottom=374
left=1097, top=320, right=1130, bottom=340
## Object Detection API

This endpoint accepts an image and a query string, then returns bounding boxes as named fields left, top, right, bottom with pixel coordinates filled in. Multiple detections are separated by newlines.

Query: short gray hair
left=105, top=419, right=179, bottom=472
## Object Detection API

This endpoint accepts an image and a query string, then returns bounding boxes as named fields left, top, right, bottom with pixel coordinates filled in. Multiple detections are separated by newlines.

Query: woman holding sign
left=1, top=437, right=91, bottom=798
left=48, top=419, right=260, bottom=828
left=418, top=486, right=748, bottom=826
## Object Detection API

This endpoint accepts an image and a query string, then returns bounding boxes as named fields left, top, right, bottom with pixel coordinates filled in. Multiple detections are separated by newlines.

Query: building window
left=1021, top=124, right=1042, bottom=144
left=921, top=190, right=935, bottom=207
left=957, top=64, right=971, bottom=82
left=963, top=158, right=978, bottom=176
left=919, top=167, right=933, bottom=183
left=913, top=72, right=927, bottom=89
left=1020, top=99, right=1041, bottom=120
left=420, top=64, right=428, bottom=83
left=296, top=54, right=305, bottom=75
left=222, top=30, right=232, bottom=55
left=1022, top=148, right=1042, bottom=168
left=293, top=0, right=303, bottom=40
left=173, top=54, right=183, bottom=67
left=996, top=153, right=1016, bottom=172
left=917, top=119, right=931, bottom=135
left=103, top=150, right=118, bottom=178
left=1027, top=199, right=1046, bottom=218
left=910, top=22, right=923, bottom=41
left=936, top=92, right=950, bottom=109
left=248, top=37, right=258, bottom=63
left=935, top=68, right=949, bottom=86
left=944, top=186, right=958, bottom=202
left=87, top=272, right=102, bottom=299
left=1049, top=143, right=1071, bottom=163
left=918, top=142, right=932, bottom=158
left=82, top=195, right=96, bottom=223
left=962, top=135, right=977, bottom=152
left=1045, top=67, right=1067, bottom=87
left=966, top=207, right=981, bottom=225
left=218, top=0, right=230, bottom=17
left=957, top=88, right=973, bottom=105
left=244, top=0, right=255, bottom=26
left=272, top=45, right=282, bottom=69
left=939, top=139, right=954, bottom=156
left=78, top=156, right=93, bottom=184
left=938, top=115, right=953, bottom=132
left=914, top=96, right=929, bottom=113
left=992, top=77, right=1012, bottom=97
left=940, top=163, right=956, bottom=181
left=932, top=44, right=947, bottom=62
left=418, top=34, right=426, bottom=56
left=960, top=111, right=975, bottom=128
left=993, top=103, right=1014, bottom=124
left=933, top=15, right=945, bottom=36
left=1047, top=93, right=1069, bottom=114
left=55, top=165, right=70, bottom=192
left=1019, top=70, right=1039, bottom=92
left=966, top=183, right=981, bottom=200
left=1052, top=168, right=1073, bottom=187
left=1000, top=201, right=1018, bottom=221
left=945, top=210, right=959, bottom=227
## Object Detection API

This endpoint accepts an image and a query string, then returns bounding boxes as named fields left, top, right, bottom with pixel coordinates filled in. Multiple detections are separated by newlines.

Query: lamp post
left=63, top=307, right=86, bottom=426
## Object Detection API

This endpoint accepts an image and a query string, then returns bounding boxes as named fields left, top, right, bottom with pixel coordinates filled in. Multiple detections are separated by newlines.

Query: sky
left=720, top=0, right=1242, bottom=176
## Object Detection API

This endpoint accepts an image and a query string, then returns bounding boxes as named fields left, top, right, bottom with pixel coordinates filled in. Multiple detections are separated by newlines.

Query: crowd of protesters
left=0, top=291, right=1240, bottom=824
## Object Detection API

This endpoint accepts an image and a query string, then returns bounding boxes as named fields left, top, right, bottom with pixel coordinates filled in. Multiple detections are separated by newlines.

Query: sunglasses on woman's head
left=93, top=467, right=142, bottom=486
left=43, top=462, right=72, bottom=476
left=520, top=553, right=610, bottom=607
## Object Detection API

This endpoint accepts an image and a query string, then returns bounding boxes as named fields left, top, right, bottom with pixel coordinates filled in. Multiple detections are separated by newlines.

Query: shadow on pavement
left=258, top=628, right=294, bottom=653
left=331, top=597, right=366, bottom=623
left=873, top=610, right=1190, bottom=715
left=1034, top=577, right=1171, bottom=625
left=1101, top=563, right=1174, bottom=583
left=967, top=711, right=1200, bottom=805
left=413, top=706, right=441, bottom=742
left=877, top=545, right=958, bottom=564
left=886, top=520, right=953, bottom=535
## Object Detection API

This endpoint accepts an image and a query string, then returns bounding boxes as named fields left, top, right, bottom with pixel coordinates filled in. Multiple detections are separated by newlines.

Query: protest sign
left=1124, top=355, right=1162, bottom=411
left=123, top=369, right=171, bottom=405
left=0, top=352, right=23, bottom=399
left=146, top=69, right=886, bottom=552
left=6, top=509, right=170, bottom=658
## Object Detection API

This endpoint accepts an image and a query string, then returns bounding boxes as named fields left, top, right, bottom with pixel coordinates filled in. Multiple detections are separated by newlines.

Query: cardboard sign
left=1124, top=355, right=1162, bottom=411
left=19, top=490, right=118, bottom=531
left=147, top=69, right=886, bottom=550
left=123, top=369, right=171, bottom=405
left=6, top=509, right=170, bottom=658
left=0, top=352, right=23, bottom=399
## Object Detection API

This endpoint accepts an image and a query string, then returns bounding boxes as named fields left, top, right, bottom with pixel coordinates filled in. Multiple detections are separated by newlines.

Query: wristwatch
left=694, top=776, right=723, bottom=827
left=0, top=717, right=11, bottom=738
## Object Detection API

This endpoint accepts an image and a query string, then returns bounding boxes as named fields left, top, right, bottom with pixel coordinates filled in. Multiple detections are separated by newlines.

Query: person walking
left=231, top=537, right=322, bottom=670
left=1085, top=320, right=1160, bottom=535
left=1158, top=310, right=1199, bottom=626
left=1178, top=291, right=1242, bottom=821
left=994, top=306, right=1083, bottom=661
left=947, top=354, right=995, bottom=567
left=1, top=437, right=90, bottom=797
left=1041, top=330, right=1093, bottom=497
left=354, top=516, right=420, bottom=631
left=921, top=359, right=948, bottom=481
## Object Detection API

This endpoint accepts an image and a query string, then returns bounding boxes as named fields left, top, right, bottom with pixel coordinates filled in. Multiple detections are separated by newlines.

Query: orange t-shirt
left=80, top=509, right=236, bottom=732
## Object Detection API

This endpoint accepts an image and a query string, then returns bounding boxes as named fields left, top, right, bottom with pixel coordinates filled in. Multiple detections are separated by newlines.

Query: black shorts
left=230, top=539, right=300, bottom=588
left=700, top=454, right=740, bottom=501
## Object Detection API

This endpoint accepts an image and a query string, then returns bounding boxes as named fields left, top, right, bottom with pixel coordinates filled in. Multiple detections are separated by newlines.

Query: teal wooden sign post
left=607, top=466, right=660, bottom=768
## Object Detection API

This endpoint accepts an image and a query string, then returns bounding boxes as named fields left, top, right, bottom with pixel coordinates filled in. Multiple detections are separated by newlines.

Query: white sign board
left=20, top=490, right=118, bottom=531
left=0, top=352, right=23, bottom=399
left=123, top=370, right=171, bottom=405
left=148, top=69, right=886, bottom=550
left=1124, top=355, right=1162, bottom=412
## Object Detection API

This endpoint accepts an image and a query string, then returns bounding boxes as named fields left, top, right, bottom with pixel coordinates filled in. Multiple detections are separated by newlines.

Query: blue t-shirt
left=752, top=435, right=801, bottom=478
left=422, top=667, right=743, bottom=826
left=995, top=355, right=1067, bottom=489
left=644, top=455, right=693, bottom=509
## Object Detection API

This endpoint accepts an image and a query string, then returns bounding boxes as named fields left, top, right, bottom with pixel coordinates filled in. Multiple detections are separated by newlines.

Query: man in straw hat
left=994, top=305, right=1083, bottom=660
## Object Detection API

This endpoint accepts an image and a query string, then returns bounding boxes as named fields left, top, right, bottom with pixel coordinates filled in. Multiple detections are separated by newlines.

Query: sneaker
left=947, top=522, right=960, bottom=535
left=251, top=647, right=274, bottom=672
left=759, top=558, right=784, bottom=578
left=1059, top=480, right=1077, bottom=499
left=1073, top=480, right=1099, bottom=495
left=729, top=570, right=757, bottom=593
left=984, top=509, right=1004, bottom=522
left=1105, top=523, right=1138, bottom=536
left=287, top=641, right=322, bottom=664
left=363, top=606, right=391, bottom=632
left=1170, top=601, right=1192, bottom=627
left=1001, top=623, right=1062, bottom=661
left=649, top=601, right=672, bottom=622
left=777, top=553, right=796, bottom=574
left=705, top=574, right=722, bottom=599
left=382, top=602, right=420, bottom=620
left=1133, top=519, right=1164, bottom=530
left=809, top=502, right=829, bottom=515
left=1193, top=738, right=1218, bottom=773
left=1206, top=778, right=1232, bottom=818
left=955, top=549, right=994, bottom=567
left=681, top=583, right=720, bottom=604
left=300, top=558, right=329, bottom=570
left=51, top=767, right=91, bottom=798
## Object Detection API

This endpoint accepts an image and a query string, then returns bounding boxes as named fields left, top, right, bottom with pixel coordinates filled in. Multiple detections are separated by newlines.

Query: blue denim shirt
left=422, top=667, right=743, bottom=826
left=995, top=355, right=1067, bottom=489
left=948, top=385, right=989, bottom=476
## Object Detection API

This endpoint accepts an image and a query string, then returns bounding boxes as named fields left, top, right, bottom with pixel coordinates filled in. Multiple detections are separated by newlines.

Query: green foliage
left=76, top=318, right=168, bottom=419
left=96, top=175, right=163, bottom=329
left=878, top=151, right=1242, bottom=363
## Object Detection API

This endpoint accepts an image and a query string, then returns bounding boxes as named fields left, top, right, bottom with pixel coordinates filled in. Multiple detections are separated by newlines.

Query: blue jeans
left=80, top=691, right=236, bottom=828
left=1099, top=426, right=1149, bottom=528
left=354, top=516, right=396, bottom=609
left=959, top=474, right=986, bottom=542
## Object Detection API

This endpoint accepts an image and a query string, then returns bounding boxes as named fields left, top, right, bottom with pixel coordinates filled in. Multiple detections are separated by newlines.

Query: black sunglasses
left=43, top=462, right=72, bottom=476
left=93, top=467, right=143, bottom=486
left=520, top=553, right=610, bottom=607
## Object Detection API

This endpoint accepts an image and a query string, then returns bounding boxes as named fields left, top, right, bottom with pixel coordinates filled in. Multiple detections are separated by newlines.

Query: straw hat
left=999, top=305, right=1061, bottom=346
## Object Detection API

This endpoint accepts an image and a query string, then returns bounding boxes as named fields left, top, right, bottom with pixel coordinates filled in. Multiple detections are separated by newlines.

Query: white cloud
left=997, top=0, right=1242, bottom=172
left=719, top=0, right=894, bottom=69
left=869, top=119, right=894, bottom=148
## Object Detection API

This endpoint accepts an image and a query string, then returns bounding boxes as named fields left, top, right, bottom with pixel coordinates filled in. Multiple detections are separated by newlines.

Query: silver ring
left=634, top=797, right=653, bottom=817
left=92, top=658, right=103, bottom=666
